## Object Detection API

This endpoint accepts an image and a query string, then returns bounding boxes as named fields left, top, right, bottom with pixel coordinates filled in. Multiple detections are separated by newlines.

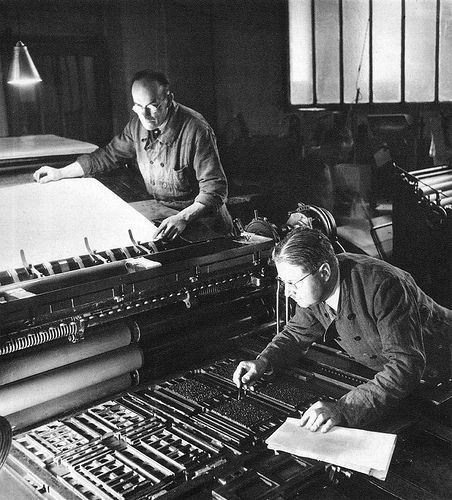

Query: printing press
left=0, top=187, right=452, bottom=500
left=392, top=163, right=452, bottom=309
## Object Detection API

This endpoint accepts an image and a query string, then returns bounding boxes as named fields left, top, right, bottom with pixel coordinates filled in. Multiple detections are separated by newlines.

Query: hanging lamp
left=7, top=40, right=42, bottom=86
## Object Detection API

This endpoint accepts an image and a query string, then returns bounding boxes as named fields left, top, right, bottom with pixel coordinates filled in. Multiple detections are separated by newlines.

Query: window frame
left=287, top=0, right=445, bottom=110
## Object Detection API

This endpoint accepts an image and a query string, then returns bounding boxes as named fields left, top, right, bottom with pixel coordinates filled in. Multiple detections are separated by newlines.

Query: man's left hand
left=154, top=214, right=188, bottom=241
left=299, top=400, right=344, bottom=433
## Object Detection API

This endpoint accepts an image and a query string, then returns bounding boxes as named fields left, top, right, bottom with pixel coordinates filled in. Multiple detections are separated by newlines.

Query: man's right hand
left=33, top=162, right=84, bottom=183
left=33, top=166, right=62, bottom=183
left=232, top=357, right=269, bottom=389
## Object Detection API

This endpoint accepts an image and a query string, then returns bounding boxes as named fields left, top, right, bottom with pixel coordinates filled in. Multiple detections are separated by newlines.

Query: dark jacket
left=260, top=253, right=452, bottom=427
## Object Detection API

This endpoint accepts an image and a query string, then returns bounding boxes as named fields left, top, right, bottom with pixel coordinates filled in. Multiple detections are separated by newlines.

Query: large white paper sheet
left=265, top=417, right=397, bottom=480
left=0, top=178, right=158, bottom=270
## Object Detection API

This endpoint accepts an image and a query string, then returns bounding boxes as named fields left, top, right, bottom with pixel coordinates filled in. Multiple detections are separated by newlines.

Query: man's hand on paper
left=33, top=162, right=84, bottom=183
left=33, top=166, right=62, bottom=183
left=300, top=400, right=344, bottom=433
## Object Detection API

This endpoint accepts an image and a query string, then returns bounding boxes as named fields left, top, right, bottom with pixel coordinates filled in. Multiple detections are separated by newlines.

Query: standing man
left=34, top=70, right=233, bottom=241
left=233, top=227, right=452, bottom=432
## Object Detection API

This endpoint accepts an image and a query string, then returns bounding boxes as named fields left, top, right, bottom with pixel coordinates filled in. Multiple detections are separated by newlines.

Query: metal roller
left=0, top=344, right=143, bottom=416
left=7, top=373, right=133, bottom=432
left=420, top=179, right=452, bottom=196
left=0, top=416, right=12, bottom=469
left=416, top=172, right=452, bottom=184
left=0, top=321, right=132, bottom=386
left=411, top=165, right=451, bottom=178
left=426, top=190, right=452, bottom=204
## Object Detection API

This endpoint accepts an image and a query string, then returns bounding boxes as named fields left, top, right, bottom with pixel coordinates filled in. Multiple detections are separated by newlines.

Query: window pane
left=315, top=0, right=340, bottom=103
left=439, top=0, right=452, bottom=100
left=343, top=0, right=370, bottom=103
left=405, top=0, right=436, bottom=102
left=289, top=0, right=313, bottom=104
left=373, top=0, right=401, bottom=102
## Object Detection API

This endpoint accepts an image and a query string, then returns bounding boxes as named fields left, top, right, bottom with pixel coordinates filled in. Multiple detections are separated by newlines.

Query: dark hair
left=130, top=70, right=170, bottom=89
left=273, top=227, right=337, bottom=272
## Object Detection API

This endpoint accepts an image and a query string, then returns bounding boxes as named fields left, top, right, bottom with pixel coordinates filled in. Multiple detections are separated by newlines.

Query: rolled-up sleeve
left=338, top=277, right=426, bottom=427
left=260, top=306, right=325, bottom=371
left=77, top=123, right=136, bottom=176
left=193, top=127, right=228, bottom=211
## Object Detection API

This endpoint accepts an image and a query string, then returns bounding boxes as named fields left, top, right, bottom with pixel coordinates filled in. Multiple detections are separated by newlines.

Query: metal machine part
left=0, top=204, right=451, bottom=498
left=6, top=350, right=452, bottom=499
left=393, top=163, right=452, bottom=307
left=4, top=355, right=349, bottom=499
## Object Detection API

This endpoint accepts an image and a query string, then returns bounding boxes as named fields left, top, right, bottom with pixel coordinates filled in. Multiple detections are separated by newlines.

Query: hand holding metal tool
left=233, top=358, right=269, bottom=393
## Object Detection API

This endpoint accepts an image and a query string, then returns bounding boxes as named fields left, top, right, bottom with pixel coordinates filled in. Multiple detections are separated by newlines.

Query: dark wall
left=102, top=0, right=287, bottom=137
left=212, top=0, right=287, bottom=136
left=0, top=0, right=287, bottom=139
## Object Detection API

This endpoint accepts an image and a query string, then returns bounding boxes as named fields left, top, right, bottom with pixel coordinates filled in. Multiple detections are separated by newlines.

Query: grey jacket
left=77, top=102, right=228, bottom=214
left=260, top=253, right=452, bottom=427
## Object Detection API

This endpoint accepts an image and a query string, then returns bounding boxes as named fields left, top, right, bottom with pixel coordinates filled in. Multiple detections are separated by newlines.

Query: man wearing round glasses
left=233, top=227, right=452, bottom=432
left=33, top=70, right=233, bottom=242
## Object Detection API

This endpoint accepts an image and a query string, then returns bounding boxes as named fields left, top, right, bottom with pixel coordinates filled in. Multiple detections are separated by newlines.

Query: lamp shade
left=7, top=41, right=42, bottom=86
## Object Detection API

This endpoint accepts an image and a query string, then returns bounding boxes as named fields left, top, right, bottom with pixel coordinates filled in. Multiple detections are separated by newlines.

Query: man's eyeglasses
left=276, top=268, right=318, bottom=289
left=133, top=96, right=167, bottom=115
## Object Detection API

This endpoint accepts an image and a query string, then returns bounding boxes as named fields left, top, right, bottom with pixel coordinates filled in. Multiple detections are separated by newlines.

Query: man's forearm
left=59, top=162, right=85, bottom=179
left=178, top=201, right=209, bottom=223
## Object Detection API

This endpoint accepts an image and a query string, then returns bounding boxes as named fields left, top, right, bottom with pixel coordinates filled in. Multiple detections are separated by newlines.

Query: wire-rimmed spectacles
left=132, top=96, right=167, bottom=115
left=276, top=268, right=318, bottom=289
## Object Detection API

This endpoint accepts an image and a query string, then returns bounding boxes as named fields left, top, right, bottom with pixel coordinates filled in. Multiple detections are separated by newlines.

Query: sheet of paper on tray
left=0, top=178, right=159, bottom=270
left=265, top=417, right=397, bottom=481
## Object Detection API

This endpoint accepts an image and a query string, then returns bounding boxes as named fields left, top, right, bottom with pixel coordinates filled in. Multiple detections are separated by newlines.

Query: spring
left=197, top=274, right=250, bottom=297
left=198, top=283, right=221, bottom=296
left=0, top=321, right=79, bottom=356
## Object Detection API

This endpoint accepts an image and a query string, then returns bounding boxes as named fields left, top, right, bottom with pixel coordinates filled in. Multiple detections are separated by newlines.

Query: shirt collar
left=156, top=101, right=181, bottom=145
left=325, top=270, right=340, bottom=314
left=139, top=101, right=179, bottom=147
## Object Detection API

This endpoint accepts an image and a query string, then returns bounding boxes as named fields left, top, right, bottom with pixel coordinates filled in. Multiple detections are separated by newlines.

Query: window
left=289, top=0, right=449, bottom=105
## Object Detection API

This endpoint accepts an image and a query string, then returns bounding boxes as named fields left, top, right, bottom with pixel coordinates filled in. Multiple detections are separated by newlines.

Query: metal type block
left=68, top=412, right=122, bottom=439
left=137, top=389, right=198, bottom=418
left=201, top=358, right=240, bottom=384
left=73, top=451, right=154, bottom=499
left=212, top=468, right=281, bottom=500
left=115, top=444, right=176, bottom=481
left=255, top=380, right=319, bottom=411
left=162, top=377, right=225, bottom=406
left=211, top=398, right=280, bottom=431
left=86, top=400, right=148, bottom=433
left=59, top=441, right=110, bottom=467
left=191, top=413, right=252, bottom=450
left=13, top=434, right=57, bottom=467
left=57, top=440, right=168, bottom=499
left=168, top=424, right=224, bottom=455
left=16, top=421, right=91, bottom=460
left=123, top=427, right=219, bottom=481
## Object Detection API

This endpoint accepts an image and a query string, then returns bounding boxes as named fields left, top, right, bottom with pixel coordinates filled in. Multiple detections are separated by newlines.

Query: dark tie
left=323, top=303, right=340, bottom=346
left=142, top=129, right=161, bottom=150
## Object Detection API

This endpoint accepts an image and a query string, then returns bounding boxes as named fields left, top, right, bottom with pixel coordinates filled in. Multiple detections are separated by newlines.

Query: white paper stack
left=265, top=417, right=397, bottom=480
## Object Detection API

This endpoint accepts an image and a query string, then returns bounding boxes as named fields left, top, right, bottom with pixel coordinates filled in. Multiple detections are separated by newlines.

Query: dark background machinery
left=392, top=163, right=452, bottom=308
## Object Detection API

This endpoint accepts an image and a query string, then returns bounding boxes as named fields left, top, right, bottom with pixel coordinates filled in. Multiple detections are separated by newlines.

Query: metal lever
left=20, top=249, right=44, bottom=278
left=84, top=236, right=108, bottom=263
left=128, top=229, right=149, bottom=254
